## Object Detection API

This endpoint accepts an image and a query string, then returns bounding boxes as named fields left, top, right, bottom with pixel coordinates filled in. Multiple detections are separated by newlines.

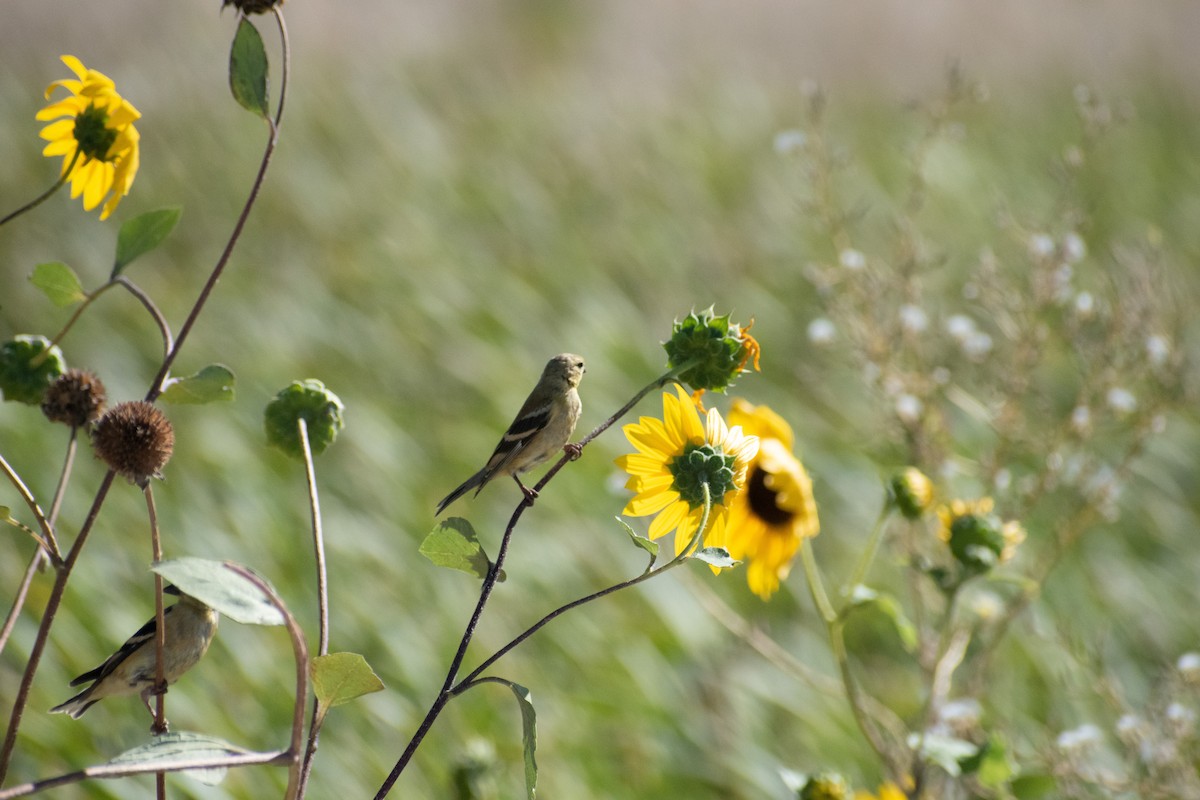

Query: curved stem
left=39, top=281, right=120, bottom=362
left=843, top=502, right=893, bottom=600
left=296, top=419, right=328, bottom=798
left=800, top=537, right=837, bottom=624
left=116, top=277, right=174, bottom=360
left=0, top=150, right=79, bottom=227
left=0, top=452, right=61, bottom=564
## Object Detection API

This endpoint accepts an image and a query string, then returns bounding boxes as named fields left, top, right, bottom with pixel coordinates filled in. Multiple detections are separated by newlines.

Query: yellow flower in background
left=725, top=399, right=819, bottom=599
left=37, top=55, right=141, bottom=220
left=937, top=497, right=1025, bottom=571
left=854, top=782, right=907, bottom=800
left=616, top=385, right=758, bottom=558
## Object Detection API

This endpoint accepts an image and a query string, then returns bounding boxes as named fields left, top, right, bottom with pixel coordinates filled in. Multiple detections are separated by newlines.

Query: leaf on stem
left=113, top=208, right=182, bottom=276
left=30, top=262, right=86, bottom=307
left=508, top=682, right=538, bottom=800
left=106, top=731, right=259, bottom=786
left=908, top=731, right=978, bottom=777
left=693, top=547, right=739, bottom=569
left=419, top=518, right=503, bottom=582
left=161, top=364, right=236, bottom=405
left=152, top=557, right=285, bottom=625
left=845, top=585, right=918, bottom=651
left=312, top=652, right=384, bottom=724
left=616, top=517, right=658, bottom=565
left=229, top=18, right=269, bottom=117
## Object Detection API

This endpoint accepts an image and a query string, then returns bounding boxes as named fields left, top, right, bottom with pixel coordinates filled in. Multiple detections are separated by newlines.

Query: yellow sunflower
left=854, top=782, right=907, bottom=800
left=616, top=385, right=758, bottom=559
left=725, top=399, right=818, bottom=599
left=36, top=55, right=141, bottom=220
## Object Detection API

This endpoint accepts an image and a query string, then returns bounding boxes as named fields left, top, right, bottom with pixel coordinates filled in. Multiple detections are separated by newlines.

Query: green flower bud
left=264, top=379, right=345, bottom=459
left=890, top=467, right=934, bottom=520
left=668, top=442, right=738, bottom=508
left=663, top=306, right=760, bottom=393
left=947, top=511, right=1006, bottom=572
left=799, top=772, right=849, bottom=800
left=0, top=335, right=66, bottom=405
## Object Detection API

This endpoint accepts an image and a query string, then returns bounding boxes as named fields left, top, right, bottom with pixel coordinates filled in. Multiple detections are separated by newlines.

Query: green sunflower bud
left=663, top=306, right=759, bottom=393
left=947, top=511, right=1006, bottom=572
left=0, top=335, right=67, bottom=406
left=668, top=443, right=738, bottom=509
left=798, top=772, right=849, bottom=800
left=890, top=467, right=934, bottom=520
left=264, top=379, right=345, bottom=459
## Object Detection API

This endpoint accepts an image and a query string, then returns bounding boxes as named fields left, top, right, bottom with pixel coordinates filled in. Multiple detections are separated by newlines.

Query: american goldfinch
left=437, top=353, right=586, bottom=514
left=50, top=586, right=219, bottom=719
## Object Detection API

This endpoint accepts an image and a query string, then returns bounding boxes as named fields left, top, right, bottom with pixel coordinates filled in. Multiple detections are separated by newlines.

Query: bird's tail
left=49, top=688, right=96, bottom=719
left=435, top=470, right=486, bottom=515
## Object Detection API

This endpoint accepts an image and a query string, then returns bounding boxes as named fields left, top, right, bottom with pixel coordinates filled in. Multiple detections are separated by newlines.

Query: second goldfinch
left=50, top=586, right=219, bottom=719
left=436, top=353, right=586, bottom=514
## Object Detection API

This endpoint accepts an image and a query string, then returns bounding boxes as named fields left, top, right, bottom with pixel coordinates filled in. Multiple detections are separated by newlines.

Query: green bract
left=264, top=379, right=345, bottom=459
left=667, top=443, right=736, bottom=509
left=947, top=511, right=1006, bottom=572
left=799, top=772, right=850, bottom=800
left=663, top=306, right=751, bottom=393
left=0, top=335, right=66, bottom=405
left=890, top=467, right=934, bottom=520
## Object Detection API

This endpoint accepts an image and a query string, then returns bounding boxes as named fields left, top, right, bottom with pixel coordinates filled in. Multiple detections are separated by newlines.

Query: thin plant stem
left=0, top=470, right=116, bottom=783
left=116, top=277, right=174, bottom=359
left=0, top=452, right=61, bottom=563
left=38, top=281, right=120, bottom=363
left=454, top=484, right=713, bottom=694
left=0, top=149, right=80, bottom=227
left=296, top=419, right=328, bottom=798
left=843, top=503, right=892, bottom=599
left=0, top=431, right=76, bottom=658
left=145, top=486, right=170, bottom=745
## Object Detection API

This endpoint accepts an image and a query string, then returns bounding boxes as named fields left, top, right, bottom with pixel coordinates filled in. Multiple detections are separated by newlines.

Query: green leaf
left=1011, top=774, right=1058, bottom=799
left=509, top=683, right=538, bottom=800
left=693, top=547, right=739, bottom=569
left=30, top=262, right=86, bottom=307
left=312, top=653, right=384, bottom=714
left=616, top=517, right=658, bottom=564
left=961, top=734, right=1017, bottom=789
left=845, top=586, right=918, bottom=651
left=152, top=558, right=285, bottom=626
left=113, top=208, right=182, bottom=276
left=106, top=731, right=258, bottom=785
left=420, top=518, right=498, bottom=581
left=229, top=19, right=269, bottom=117
left=161, top=364, right=236, bottom=405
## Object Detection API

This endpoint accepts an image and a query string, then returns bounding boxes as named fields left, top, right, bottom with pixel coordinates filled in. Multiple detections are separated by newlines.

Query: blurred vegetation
left=2, top=3, right=1199, bottom=798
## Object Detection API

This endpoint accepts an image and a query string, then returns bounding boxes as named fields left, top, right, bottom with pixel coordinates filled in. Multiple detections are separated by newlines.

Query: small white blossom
left=994, top=468, right=1011, bottom=492
left=1029, top=233, right=1056, bottom=259
left=963, top=331, right=994, bottom=360
left=1071, top=405, right=1091, bottom=434
left=1106, top=387, right=1137, bottom=415
left=1146, top=335, right=1170, bottom=367
left=895, top=393, right=923, bottom=423
left=1074, top=291, right=1096, bottom=317
left=1115, top=714, right=1143, bottom=740
left=946, top=314, right=976, bottom=340
left=807, top=317, right=836, bottom=345
left=1167, top=703, right=1196, bottom=734
left=899, top=304, right=928, bottom=333
left=839, top=248, right=866, bottom=270
left=1057, top=723, right=1103, bottom=751
left=970, top=591, right=1003, bottom=620
left=773, top=129, right=807, bottom=155
left=1063, top=232, right=1087, bottom=263
left=931, top=367, right=951, bottom=385
left=1177, top=652, right=1200, bottom=679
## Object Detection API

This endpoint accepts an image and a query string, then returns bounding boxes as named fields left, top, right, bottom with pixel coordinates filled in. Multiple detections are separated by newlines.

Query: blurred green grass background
left=2, top=2, right=1200, bottom=797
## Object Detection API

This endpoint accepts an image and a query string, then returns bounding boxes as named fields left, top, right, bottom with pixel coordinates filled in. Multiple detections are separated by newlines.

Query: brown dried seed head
left=91, top=401, right=175, bottom=486
left=42, top=369, right=107, bottom=428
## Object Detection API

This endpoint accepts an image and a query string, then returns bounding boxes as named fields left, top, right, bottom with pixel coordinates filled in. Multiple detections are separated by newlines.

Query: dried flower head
left=92, top=401, right=174, bottom=486
left=223, top=0, right=285, bottom=14
left=42, top=369, right=107, bottom=427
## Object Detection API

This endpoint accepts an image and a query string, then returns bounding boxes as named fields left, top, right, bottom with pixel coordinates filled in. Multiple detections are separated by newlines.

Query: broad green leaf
left=161, top=364, right=236, bottom=405
left=1011, top=774, right=1058, bottom=799
left=616, top=517, right=658, bottom=563
left=152, top=558, right=285, bottom=626
left=961, top=734, right=1017, bottom=789
left=845, top=586, right=918, bottom=651
left=509, top=682, right=538, bottom=800
left=312, top=653, right=384, bottom=713
left=420, top=518, right=493, bottom=581
left=106, top=731, right=257, bottom=785
left=113, top=208, right=182, bottom=276
left=693, top=547, right=739, bottom=569
left=30, top=262, right=86, bottom=307
left=229, top=19, right=269, bottom=117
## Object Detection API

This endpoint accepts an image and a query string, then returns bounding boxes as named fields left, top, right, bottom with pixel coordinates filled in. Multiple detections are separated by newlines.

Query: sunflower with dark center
left=724, top=399, right=818, bottom=600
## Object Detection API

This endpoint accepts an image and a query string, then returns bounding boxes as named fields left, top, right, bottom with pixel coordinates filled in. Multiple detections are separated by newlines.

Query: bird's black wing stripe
left=70, top=605, right=176, bottom=686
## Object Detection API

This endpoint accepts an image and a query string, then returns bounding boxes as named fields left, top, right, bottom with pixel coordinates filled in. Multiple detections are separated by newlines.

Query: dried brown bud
left=223, top=0, right=284, bottom=14
left=92, top=401, right=175, bottom=486
left=41, top=369, right=107, bottom=428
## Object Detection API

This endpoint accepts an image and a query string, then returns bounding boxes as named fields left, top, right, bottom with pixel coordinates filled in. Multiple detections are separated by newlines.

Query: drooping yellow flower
left=936, top=497, right=1025, bottom=570
left=36, top=55, right=140, bottom=220
left=724, top=399, right=819, bottom=599
left=615, top=385, right=758, bottom=559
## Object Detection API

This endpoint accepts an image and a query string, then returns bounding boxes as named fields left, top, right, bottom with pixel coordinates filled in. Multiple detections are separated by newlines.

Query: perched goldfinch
left=437, top=353, right=586, bottom=514
left=50, top=586, right=218, bottom=719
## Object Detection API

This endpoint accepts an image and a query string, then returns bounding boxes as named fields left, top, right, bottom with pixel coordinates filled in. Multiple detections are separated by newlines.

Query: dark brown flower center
left=747, top=466, right=794, bottom=526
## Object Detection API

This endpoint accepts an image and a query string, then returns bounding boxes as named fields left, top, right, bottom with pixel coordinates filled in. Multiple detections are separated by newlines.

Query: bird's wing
left=69, top=605, right=177, bottom=686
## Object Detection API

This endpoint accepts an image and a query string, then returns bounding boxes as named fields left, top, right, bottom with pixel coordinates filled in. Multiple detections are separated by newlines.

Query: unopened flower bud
left=890, top=467, right=934, bottom=520
left=264, top=379, right=345, bottom=459
left=663, top=307, right=760, bottom=393
left=0, top=335, right=66, bottom=406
